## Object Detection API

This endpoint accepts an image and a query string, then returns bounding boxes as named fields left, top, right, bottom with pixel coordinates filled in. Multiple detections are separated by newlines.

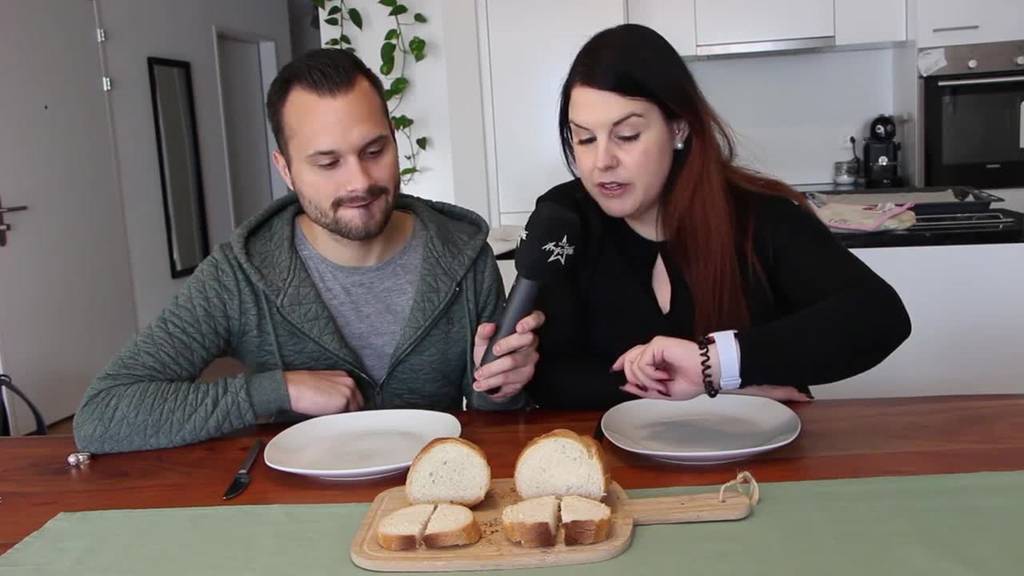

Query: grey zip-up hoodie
left=74, top=194, right=517, bottom=453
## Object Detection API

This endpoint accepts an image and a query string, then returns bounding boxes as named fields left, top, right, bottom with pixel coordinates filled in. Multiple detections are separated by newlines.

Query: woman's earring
left=673, top=138, right=685, bottom=151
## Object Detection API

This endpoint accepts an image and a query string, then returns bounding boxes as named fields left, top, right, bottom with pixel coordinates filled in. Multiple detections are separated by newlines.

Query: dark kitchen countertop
left=792, top=183, right=1024, bottom=248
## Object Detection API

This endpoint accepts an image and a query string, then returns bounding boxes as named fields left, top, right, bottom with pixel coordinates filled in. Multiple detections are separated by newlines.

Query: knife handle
left=238, top=440, right=263, bottom=474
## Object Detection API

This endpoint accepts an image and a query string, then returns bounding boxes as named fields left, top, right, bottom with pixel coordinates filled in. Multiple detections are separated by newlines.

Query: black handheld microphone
left=480, top=201, right=581, bottom=388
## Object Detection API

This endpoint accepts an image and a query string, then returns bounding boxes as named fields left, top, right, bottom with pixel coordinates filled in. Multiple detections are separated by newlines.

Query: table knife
left=222, top=439, right=262, bottom=500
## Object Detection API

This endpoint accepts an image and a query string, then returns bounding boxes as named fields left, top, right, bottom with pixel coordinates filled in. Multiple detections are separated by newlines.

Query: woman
left=527, top=24, right=911, bottom=409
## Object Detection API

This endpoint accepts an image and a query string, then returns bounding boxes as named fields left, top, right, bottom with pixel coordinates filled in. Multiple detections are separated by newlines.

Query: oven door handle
left=936, top=76, right=1024, bottom=87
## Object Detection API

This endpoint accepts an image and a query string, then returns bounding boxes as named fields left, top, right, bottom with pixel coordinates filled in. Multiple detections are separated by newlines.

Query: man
left=74, top=49, right=541, bottom=453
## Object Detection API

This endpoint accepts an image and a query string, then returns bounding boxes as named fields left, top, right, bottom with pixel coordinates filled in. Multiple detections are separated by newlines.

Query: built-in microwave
left=923, top=41, right=1024, bottom=188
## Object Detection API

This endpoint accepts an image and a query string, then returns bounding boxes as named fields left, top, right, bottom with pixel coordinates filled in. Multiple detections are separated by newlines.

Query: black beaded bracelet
left=697, top=336, right=718, bottom=398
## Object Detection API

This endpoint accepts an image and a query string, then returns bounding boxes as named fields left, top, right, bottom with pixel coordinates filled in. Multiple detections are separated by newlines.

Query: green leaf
left=325, top=38, right=340, bottom=46
left=416, top=137, right=428, bottom=150
left=379, top=41, right=396, bottom=75
left=339, top=34, right=351, bottom=44
left=348, top=8, right=363, bottom=29
left=326, top=5, right=341, bottom=16
left=312, top=0, right=326, bottom=9
left=409, top=36, right=426, bottom=61
left=385, top=28, right=399, bottom=41
left=391, top=114, right=413, bottom=130
left=389, top=77, right=409, bottom=95
left=414, top=13, right=427, bottom=23
left=323, top=16, right=339, bottom=26
left=379, top=0, right=397, bottom=7
left=389, top=5, right=409, bottom=17
left=400, top=167, right=419, bottom=176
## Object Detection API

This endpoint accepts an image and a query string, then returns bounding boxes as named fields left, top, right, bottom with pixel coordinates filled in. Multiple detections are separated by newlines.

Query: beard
left=296, top=181, right=399, bottom=241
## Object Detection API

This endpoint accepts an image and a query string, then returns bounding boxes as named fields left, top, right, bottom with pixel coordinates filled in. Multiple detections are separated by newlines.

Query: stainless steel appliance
left=922, top=41, right=1024, bottom=188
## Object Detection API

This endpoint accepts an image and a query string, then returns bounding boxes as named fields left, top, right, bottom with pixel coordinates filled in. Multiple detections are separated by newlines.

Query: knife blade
left=222, top=439, right=262, bottom=500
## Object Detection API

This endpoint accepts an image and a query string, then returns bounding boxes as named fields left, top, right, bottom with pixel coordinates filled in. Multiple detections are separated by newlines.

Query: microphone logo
left=541, top=235, right=575, bottom=265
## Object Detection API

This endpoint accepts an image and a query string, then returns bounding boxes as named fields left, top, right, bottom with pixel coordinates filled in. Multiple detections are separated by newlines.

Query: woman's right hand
left=611, top=336, right=707, bottom=401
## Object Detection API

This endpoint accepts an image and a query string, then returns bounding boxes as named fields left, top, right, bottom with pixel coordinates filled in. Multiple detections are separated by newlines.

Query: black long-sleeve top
left=527, top=179, right=912, bottom=410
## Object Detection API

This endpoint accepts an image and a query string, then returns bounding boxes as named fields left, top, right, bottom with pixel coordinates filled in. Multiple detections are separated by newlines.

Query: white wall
left=318, top=0, right=460, bottom=208
left=688, top=47, right=896, bottom=185
left=96, top=0, right=291, bottom=327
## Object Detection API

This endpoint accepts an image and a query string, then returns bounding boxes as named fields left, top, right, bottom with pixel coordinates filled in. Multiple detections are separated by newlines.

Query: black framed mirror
left=147, top=57, right=210, bottom=278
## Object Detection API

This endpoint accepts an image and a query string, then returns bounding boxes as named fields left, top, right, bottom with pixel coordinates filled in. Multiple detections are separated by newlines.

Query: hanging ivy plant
left=312, top=0, right=361, bottom=52
left=378, top=0, right=428, bottom=183
left=313, top=0, right=429, bottom=184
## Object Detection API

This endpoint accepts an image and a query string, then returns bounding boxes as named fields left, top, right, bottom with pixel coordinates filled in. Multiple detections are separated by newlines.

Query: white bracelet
left=710, top=330, right=742, bottom=390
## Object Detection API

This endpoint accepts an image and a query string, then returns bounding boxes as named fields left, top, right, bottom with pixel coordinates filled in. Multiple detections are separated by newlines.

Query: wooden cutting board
left=350, top=476, right=756, bottom=572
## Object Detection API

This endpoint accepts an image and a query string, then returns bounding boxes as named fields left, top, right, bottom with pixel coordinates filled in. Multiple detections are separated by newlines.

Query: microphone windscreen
left=514, top=201, right=581, bottom=282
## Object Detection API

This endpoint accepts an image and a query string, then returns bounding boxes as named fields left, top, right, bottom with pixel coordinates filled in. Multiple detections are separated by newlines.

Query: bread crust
left=563, top=517, right=611, bottom=546
left=502, top=518, right=557, bottom=548
left=513, top=429, right=610, bottom=498
left=377, top=531, right=420, bottom=551
left=405, top=437, right=491, bottom=507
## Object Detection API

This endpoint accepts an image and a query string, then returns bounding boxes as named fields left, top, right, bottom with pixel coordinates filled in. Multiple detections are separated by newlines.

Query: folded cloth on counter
left=810, top=199, right=916, bottom=232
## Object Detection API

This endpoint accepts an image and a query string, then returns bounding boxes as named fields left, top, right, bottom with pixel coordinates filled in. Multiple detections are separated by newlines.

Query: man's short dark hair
left=266, top=48, right=389, bottom=159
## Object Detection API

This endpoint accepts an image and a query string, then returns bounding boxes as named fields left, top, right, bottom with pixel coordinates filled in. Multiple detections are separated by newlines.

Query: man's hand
left=471, top=310, right=545, bottom=401
left=284, top=370, right=364, bottom=415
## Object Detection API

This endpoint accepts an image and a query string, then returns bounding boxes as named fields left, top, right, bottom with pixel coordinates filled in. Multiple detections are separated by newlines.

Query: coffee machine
left=863, top=115, right=903, bottom=188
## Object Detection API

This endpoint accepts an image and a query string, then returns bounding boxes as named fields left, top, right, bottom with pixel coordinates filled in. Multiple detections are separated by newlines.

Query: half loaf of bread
left=406, top=437, right=491, bottom=507
left=514, top=429, right=608, bottom=500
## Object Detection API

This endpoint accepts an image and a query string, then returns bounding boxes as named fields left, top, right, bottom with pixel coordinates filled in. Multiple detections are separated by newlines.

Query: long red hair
left=559, top=24, right=805, bottom=337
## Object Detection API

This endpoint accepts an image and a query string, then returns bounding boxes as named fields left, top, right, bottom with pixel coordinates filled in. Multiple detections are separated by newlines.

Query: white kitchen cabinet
left=695, top=0, right=834, bottom=47
left=822, top=243, right=1024, bottom=399
left=916, top=0, right=1024, bottom=48
left=835, top=0, right=906, bottom=45
left=627, top=0, right=696, bottom=56
left=481, top=0, right=625, bottom=223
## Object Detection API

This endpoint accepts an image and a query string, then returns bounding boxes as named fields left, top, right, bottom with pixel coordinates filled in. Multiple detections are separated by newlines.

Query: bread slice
left=501, top=495, right=560, bottom=547
left=406, top=437, right=491, bottom=507
left=560, top=495, right=611, bottom=545
left=376, top=504, right=436, bottom=551
left=422, top=503, right=482, bottom=548
left=514, top=429, right=608, bottom=500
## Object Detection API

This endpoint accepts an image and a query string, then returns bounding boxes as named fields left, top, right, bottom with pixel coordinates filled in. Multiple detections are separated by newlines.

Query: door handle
left=0, top=203, right=27, bottom=246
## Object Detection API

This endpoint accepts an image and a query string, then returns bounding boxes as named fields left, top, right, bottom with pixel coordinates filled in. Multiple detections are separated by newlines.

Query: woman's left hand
left=611, top=336, right=707, bottom=401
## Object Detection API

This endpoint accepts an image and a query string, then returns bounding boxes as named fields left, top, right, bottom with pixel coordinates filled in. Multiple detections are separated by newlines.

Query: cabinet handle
left=937, top=76, right=1024, bottom=87
left=1020, top=101, right=1024, bottom=150
left=932, top=25, right=980, bottom=33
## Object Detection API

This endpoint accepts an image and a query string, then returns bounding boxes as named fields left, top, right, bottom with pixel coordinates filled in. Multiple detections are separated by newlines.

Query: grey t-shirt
left=294, top=215, right=425, bottom=383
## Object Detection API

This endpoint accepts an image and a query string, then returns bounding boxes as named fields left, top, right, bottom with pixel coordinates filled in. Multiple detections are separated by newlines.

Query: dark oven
left=923, top=40, right=1024, bottom=188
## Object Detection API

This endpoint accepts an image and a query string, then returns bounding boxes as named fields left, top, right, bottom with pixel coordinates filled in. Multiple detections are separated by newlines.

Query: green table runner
left=2, top=472, right=1021, bottom=575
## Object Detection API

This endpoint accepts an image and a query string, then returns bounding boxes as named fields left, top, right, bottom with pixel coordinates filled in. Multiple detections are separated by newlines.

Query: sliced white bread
left=560, top=495, right=611, bottom=546
left=422, top=503, right=482, bottom=548
left=514, top=429, right=608, bottom=500
left=501, top=495, right=560, bottom=547
left=406, top=437, right=491, bottom=507
left=376, top=503, right=436, bottom=551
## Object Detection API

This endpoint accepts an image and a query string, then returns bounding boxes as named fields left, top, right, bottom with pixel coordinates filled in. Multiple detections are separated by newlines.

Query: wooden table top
left=3, top=395, right=1023, bottom=555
